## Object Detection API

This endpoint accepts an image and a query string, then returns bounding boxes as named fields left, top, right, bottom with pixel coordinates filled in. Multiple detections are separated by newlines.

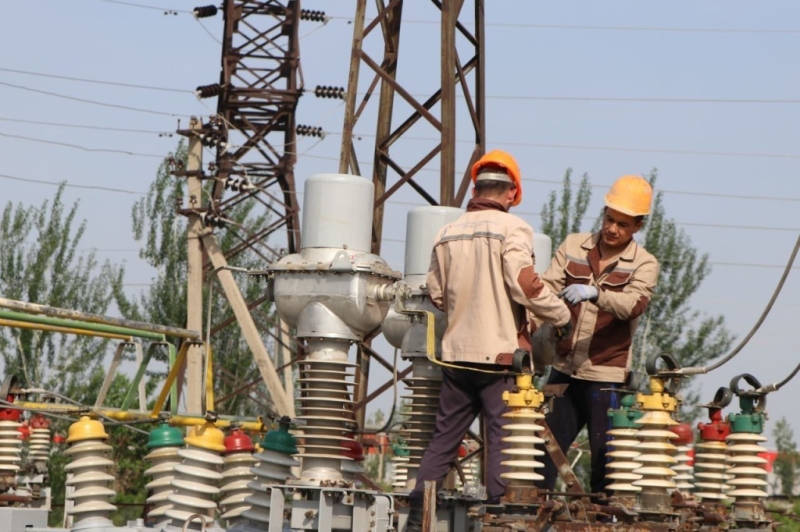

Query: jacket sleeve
left=425, top=246, right=445, bottom=311
left=595, top=256, right=659, bottom=320
left=502, top=224, right=571, bottom=327
left=541, top=240, right=568, bottom=294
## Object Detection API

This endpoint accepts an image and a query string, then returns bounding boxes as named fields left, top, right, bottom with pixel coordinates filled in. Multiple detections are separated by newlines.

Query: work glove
left=558, top=285, right=598, bottom=305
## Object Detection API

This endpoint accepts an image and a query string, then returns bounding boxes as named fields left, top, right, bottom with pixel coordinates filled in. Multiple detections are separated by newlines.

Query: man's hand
left=554, top=320, right=573, bottom=340
left=558, top=285, right=598, bottom=305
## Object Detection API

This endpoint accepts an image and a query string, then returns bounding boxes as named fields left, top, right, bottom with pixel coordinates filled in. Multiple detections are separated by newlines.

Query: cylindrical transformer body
left=533, top=233, right=552, bottom=274
left=301, top=173, right=374, bottom=253
left=404, top=206, right=463, bottom=279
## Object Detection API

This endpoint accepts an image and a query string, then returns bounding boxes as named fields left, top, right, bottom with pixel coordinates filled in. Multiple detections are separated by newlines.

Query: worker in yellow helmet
left=404, top=150, right=572, bottom=532
left=534, top=175, right=660, bottom=495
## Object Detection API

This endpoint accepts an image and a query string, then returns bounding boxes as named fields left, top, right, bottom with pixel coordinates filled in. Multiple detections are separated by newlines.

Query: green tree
left=774, top=417, right=799, bottom=499
left=114, top=140, right=280, bottom=417
left=540, top=169, right=734, bottom=422
left=0, top=185, right=124, bottom=396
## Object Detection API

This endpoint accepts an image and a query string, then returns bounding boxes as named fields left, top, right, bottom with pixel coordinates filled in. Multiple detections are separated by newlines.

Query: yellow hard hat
left=604, top=175, right=653, bottom=217
left=185, top=423, right=226, bottom=452
left=66, top=415, right=109, bottom=443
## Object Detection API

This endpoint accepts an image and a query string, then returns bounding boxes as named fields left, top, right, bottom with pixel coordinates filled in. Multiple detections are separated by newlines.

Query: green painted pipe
left=0, top=309, right=165, bottom=341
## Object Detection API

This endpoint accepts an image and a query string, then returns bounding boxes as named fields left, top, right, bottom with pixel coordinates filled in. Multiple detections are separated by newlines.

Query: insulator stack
left=294, top=343, right=358, bottom=482
left=29, top=414, right=51, bottom=467
left=296, top=124, right=325, bottom=138
left=300, top=9, right=328, bottom=22
left=391, top=457, right=409, bottom=490
left=64, top=416, right=116, bottom=530
left=243, top=417, right=300, bottom=528
left=671, top=423, right=695, bottom=492
left=193, top=5, right=217, bottom=18
left=632, top=372, right=679, bottom=511
left=398, top=360, right=442, bottom=489
left=500, top=374, right=546, bottom=486
left=726, top=432, right=769, bottom=502
left=0, top=420, right=22, bottom=479
left=143, top=420, right=184, bottom=522
left=166, top=423, right=225, bottom=530
left=605, top=394, right=644, bottom=496
left=220, top=425, right=257, bottom=527
left=695, top=392, right=733, bottom=502
left=693, top=440, right=730, bottom=501
left=195, top=83, right=222, bottom=98
left=313, top=85, right=345, bottom=99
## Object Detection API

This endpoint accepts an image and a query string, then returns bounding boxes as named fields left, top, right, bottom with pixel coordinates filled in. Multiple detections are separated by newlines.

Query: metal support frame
left=339, top=0, right=486, bottom=255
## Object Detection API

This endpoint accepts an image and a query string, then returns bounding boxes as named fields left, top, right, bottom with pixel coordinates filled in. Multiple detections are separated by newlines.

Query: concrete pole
left=185, top=118, right=204, bottom=415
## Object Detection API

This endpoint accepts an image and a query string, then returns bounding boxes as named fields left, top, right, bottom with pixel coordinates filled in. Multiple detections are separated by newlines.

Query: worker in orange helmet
left=534, top=175, right=660, bottom=495
left=404, top=150, right=572, bottom=531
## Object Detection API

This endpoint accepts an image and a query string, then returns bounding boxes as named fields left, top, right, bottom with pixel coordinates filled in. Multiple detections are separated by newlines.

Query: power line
left=0, top=67, right=188, bottom=93
left=96, top=0, right=191, bottom=14
left=328, top=15, right=800, bottom=35
left=0, top=80, right=189, bottom=117
left=0, top=132, right=165, bottom=158
left=482, top=95, right=800, bottom=104
left=0, top=172, right=145, bottom=195
left=0, top=116, right=172, bottom=135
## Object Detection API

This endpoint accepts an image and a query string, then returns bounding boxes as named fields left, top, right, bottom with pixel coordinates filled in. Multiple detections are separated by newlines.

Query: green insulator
left=259, top=416, right=298, bottom=455
left=147, top=420, right=184, bottom=449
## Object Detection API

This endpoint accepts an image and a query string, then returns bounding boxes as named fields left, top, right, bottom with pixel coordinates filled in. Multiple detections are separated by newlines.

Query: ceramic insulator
left=166, top=444, right=224, bottom=529
left=220, top=449, right=258, bottom=525
left=294, top=344, right=357, bottom=482
left=726, top=432, right=768, bottom=502
left=693, top=440, right=730, bottom=501
left=605, top=427, right=642, bottom=495
left=390, top=457, right=408, bottom=490
left=500, top=408, right=545, bottom=484
left=28, top=427, right=51, bottom=465
left=632, top=411, right=678, bottom=494
left=0, top=420, right=22, bottom=476
left=397, top=375, right=441, bottom=490
left=143, top=444, right=182, bottom=520
left=672, top=443, right=694, bottom=492
left=64, top=439, right=117, bottom=529
left=243, top=447, right=300, bottom=527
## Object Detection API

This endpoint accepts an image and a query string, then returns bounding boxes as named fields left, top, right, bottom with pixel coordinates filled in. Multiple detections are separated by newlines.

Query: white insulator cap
left=302, top=173, right=374, bottom=252
left=404, top=206, right=464, bottom=277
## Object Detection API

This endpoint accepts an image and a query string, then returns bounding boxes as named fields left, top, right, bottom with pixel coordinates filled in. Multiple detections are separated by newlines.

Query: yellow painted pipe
left=13, top=401, right=266, bottom=432
left=0, top=319, right=133, bottom=341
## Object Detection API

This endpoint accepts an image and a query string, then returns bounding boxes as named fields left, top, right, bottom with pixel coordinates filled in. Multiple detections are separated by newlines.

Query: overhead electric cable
left=0, top=116, right=171, bottom=135
left=0, top=172, right=145, bottom=195
left=0, top=67, right=187, bottom=93
left=0, top=132, right=164, bottom=158
left=0, top=80, right=190, bottom=117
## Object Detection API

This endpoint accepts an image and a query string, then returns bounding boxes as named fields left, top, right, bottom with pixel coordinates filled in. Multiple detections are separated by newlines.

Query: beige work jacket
left=538, top=232, right=659, bottom=383
left=426, top=199, right=570, bottom=364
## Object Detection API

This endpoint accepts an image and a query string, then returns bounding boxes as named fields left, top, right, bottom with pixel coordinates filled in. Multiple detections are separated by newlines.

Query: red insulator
left=671, top=422, right=694, bottom=445
left=224, top=426, right=255, bottom=453
left=697, top=408, right=731, bottom=442
left=341, top=438, right=365, bottom=462
left=30, top=413, right=49, bottom=429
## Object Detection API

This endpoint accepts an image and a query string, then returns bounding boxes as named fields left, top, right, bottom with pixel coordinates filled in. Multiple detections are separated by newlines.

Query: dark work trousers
left=409, top=365, right=515, bottom=505
left=537, top=369, right=620, bottom=495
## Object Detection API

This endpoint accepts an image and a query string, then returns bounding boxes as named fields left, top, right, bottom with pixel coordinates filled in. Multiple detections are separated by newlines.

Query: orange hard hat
left=604, top=175, right=653, bottom=217
left=471, top=150, right=523, bottom=206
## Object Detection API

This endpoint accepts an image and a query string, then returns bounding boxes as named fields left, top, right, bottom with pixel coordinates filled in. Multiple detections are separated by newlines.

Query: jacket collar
left=581, top=232, right=638, bottom=262
left=466, top=198, right=508, bottom=213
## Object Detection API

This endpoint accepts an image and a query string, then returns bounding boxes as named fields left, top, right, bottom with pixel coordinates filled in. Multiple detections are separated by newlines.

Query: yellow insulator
left=726, top=432, right=768, bottom=501
left=605, top=428, right=642, bottom=494
left=694, top=440, right=730, bottom=501
left=166, top=435, right=224, bottom=529
left=66, top=415, right=108, bottom=443
left=632, top=410, right=678, bottom=493
left=184, top=423, right=225, bottom=453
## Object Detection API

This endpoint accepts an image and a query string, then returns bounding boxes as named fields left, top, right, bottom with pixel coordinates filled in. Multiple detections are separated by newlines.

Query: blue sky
left=2, top=1, right=800, bottom=445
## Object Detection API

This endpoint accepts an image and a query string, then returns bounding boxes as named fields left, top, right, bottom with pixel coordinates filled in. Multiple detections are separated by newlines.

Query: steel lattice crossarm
left=196, top=0, right=304, bottom=257
left=339, top=0, right=486, bottom=255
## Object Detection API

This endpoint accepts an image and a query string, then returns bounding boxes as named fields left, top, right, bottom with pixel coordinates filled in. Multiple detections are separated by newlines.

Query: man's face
left=601, top=207, right=642, bottom=249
